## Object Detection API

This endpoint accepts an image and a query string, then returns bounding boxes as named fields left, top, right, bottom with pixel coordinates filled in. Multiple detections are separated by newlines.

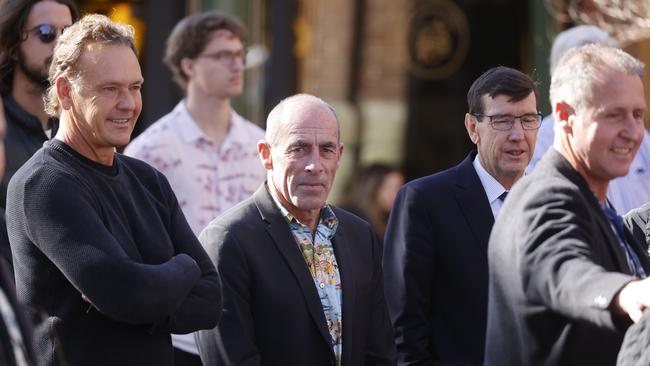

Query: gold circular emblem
left=408, top=0, right=470, bottom=80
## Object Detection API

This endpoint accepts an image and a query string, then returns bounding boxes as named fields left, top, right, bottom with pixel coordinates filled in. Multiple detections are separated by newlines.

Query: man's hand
left=616, top=278, right=650, bottom=323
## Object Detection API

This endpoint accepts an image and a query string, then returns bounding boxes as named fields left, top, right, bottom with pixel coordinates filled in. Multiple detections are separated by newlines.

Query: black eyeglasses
left=23, top=24, right=68, bottom=44
left=471, top=112, right=543, bottom=131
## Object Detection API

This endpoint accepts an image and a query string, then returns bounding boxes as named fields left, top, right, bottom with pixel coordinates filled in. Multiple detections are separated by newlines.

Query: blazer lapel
left=454, top=153, right=494, bottom=248
left=331, top=222, right=355, bottom=365
left=551, top=152, right=633, bottom=274
left=253, top=186, right=334, bottom=349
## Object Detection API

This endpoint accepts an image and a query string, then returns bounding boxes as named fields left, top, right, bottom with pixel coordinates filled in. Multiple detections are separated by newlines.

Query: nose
left=620, top=113, right=644, bottom=142
left=231, top=56, right=245, bottom=71
left=117, top=88, right=137, bottom=111
left=304, top=148, right=324, bottom=174
left=508, top=118, right=525, bottom=140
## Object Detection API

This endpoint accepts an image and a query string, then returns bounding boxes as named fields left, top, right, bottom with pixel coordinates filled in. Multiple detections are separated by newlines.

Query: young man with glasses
left=125, top=10, right=265, bottom=366
left=0, top=0, right=78, bottom=215
left=383, top=66, right=539, bottom=366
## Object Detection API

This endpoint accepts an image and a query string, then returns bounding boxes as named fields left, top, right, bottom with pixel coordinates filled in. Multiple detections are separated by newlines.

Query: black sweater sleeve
left=21, top=168, right=202, bottom=326
left=157, top=173, right=222, bottom=334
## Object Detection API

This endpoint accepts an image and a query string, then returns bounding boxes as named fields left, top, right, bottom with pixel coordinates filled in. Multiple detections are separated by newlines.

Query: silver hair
left=550, top=44, right=644, bottom=113
left=549, top=25, right=615, bottom=75
left=265, top=93, right=340, bottom=146
left=44, top=14, right=136, bottom=117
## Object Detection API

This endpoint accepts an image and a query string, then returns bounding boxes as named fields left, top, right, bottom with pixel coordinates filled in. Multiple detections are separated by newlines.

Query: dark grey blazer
left=196, top=184, right=396, bottom=366
left=485, top=149, right=650, bottom=366
left=383, top=152, right=494, bottom=365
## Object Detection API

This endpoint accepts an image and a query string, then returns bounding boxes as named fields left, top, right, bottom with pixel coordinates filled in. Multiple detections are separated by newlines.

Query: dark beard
left=17, top=49, right=50, bottom=91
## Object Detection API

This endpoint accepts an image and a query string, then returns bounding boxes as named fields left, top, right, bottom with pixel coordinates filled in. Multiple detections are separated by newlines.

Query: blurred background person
left=0, top=93, right=36, bottom=366
left=0, top=0, right=78, bottom=213
left=341, top=163, right=404, bottom=242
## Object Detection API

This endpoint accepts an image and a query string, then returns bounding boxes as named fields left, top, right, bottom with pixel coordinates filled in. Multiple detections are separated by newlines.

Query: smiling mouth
left=108, top=118, right=130, bottom=125
left=612, top=147, right=632, bottom=155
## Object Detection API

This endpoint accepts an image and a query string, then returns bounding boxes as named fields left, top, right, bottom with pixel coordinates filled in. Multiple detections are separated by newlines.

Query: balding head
left=258, top=93, right=344, bottom=229
left=265, top=93, right=340, bottom=146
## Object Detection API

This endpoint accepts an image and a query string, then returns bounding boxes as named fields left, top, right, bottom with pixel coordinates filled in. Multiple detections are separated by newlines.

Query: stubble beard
left=17, top=49, right=51, bottom=92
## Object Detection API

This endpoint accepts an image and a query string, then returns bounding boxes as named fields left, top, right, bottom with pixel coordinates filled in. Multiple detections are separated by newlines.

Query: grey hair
left=44, top=14, right=136, bottom=117
left=549, top=25, right=615, bottom=75
left=550, top=44, right=644, bottom=113
left=265, top=93, right=340, bottom=145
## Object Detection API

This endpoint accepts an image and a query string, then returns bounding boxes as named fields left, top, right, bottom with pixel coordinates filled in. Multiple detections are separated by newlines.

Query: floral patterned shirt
left=270, top=190, right=343, bottom=365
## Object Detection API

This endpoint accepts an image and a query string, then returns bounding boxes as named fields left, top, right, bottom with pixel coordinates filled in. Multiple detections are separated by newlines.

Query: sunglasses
left=24, top=24, right=68, bottom=44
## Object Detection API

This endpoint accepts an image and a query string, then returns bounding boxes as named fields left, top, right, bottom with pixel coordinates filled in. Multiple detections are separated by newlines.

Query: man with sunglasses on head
left=383, top=66, right=539, bottom=366
left=125, top=10, right=265, bottom=366
left=0, top=0, right=78, bottom=216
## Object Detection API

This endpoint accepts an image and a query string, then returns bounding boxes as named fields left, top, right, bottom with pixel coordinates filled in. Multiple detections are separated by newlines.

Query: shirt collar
left=267, top=183, right=338, bottom=235
left=176, top=100, right=253, bottom=148
left=473, top=153, right=508, bottom=204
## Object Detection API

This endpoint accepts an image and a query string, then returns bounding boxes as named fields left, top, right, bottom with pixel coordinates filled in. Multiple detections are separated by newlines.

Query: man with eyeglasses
left=485, top=45, right=650, bottom=366
left=125, top=10, right=265, bottom=366
left=383, top=66, right=539, bottom=366
left=0, top=0, right=78, bottom=216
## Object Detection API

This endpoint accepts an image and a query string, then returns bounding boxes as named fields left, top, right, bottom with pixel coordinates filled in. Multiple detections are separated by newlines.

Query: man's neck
left=268, top=181, right=321, bottom=234
left=12, top=71, right=49, bottom=130
left=185, top=91, right=232, bottom=148
left=55, top=114, right=115, bottom=166
left=555, top=142, right=608, bottom=203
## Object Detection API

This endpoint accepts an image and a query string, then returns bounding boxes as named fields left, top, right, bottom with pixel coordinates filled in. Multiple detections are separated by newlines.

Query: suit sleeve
left=624, top=203, right=650, bottom=252
left=196, top=223, right=260, bottom=366
left=160, top=176, right=222, bottom=334
left=519, top=183, right=634, bottom=330
left=365, top=227, right=398, bottom=365
left=22, top=169, right=201, bottom=326
left=383, top=184, right=436, bottom=364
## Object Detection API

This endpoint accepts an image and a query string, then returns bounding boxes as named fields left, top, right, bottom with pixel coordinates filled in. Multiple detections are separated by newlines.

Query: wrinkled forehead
left=279, top=104, right=339, bottom=141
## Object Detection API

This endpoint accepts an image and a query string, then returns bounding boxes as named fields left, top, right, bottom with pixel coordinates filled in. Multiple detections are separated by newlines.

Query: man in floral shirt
left=125, top=11, right=265, bottom=366
left=196, top=94, right=396, bottom=366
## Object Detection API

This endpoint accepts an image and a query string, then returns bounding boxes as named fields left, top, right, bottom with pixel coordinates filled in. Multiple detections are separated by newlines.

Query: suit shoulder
left=331, top=206, right=373, bottom=231
left=205, top=195, right=259, bottom=231
left=625, top=202, right=650, bottom=228
left=401, top=163, right=463, bottom=196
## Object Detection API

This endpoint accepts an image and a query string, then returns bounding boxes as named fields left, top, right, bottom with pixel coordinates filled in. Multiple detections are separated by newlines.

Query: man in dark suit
left=196, top=93, right=396, bottom=366
left=383, top=66, right=539, bottom=365
left=485, top=44, right=650, bottom=366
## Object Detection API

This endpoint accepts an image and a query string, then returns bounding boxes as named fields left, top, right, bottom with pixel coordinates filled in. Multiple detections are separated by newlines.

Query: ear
left=554, top=101, right=575, bottom=133
left=180, top=57, right=195, bottom=79
left=258, top=140, right=273, bottom=170
left=56, top=77, right=73, bottom=110
left=336, top=142, right=345, bottom=168
left=464, top=113, right=480, bottom=144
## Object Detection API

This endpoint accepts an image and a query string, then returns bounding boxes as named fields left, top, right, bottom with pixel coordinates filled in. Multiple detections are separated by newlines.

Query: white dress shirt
left=473, top=154, right=508, bottom=218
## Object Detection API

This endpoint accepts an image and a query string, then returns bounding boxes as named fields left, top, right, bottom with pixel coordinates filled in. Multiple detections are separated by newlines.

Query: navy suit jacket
left=196, top=184, right=396, bottom=366
left=383, top=152, right=493, bottom=365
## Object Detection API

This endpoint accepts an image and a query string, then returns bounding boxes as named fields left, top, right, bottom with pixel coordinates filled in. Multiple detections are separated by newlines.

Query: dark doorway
left=404, top=0, right=528, bottom=180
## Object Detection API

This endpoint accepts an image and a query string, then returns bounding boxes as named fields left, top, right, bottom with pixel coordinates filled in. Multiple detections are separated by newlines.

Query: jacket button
left=594, top=295, right=607, bottom=307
